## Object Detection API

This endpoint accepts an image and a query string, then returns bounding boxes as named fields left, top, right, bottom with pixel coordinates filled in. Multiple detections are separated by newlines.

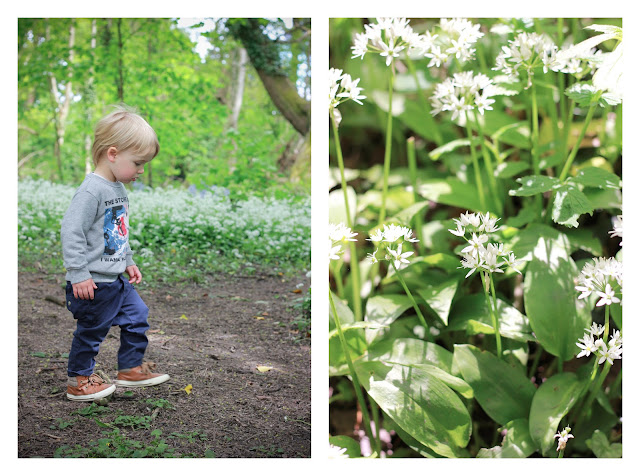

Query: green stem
left=464, top=112, right=487, bottom=211
left=489, top=272, right=502, bottom=359
left=545, top=97, right=600, bottom=223
left=480, top=272, right=501, bottom=359
left=331, top=113, right=362, bottom=320
left=378, top=66, right=395, bottom=225
left=394, top=262, right=431, bottom=338
left=530, top=83, right=543, bottom=217
left=558, top=98, right=600, bottom=182
left=369, top=397, right=382, bottom=454
left=329, top=290, right=379, bottom=455
left=604, top=304, right=610, bottom=343
left=473, top=110, right=501, bottom=214
left=406, top=137, right=424, bottom=248
left=330, top=260, right=345, bottom=298
left=530, top=83, right=541, bottom=176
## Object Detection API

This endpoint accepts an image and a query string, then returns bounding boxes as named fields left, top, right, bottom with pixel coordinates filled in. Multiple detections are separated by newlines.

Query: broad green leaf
left=398, top=97, right=443, bottom=146
left=552, top=185, right=594, bottom=227
left=417, top=178, right=489, bottom=213
left=524, top=233, right=591, bottom=361
left=329, top=435, right=361, bottom=458
left=529, top=372, right=589, bottom=456
left=565, top=82, right=621, bottom=107
left=415, top=278, right=458, bottom=325
left=355, top=360, right=471, bottom=457
left=383, top=416, right=442, bottom=458
left=490, top=121, right=529, bottom=147
left=505, top=205, right=537, bottom=228
left=563, top=228, right=603, bottom=256
left=495, top=161, right=530, bottom=179
left=453, top=345, right=536, bottom=426
left=391, top=201, right=430, bottom=226
left=508, top=175, right=561, bottom=197
left=610, top=301, right=622, bottom=330
left=328, top=321, right=388, bottom=340
left=329, top=186, right=357, bottom=226
left=570, top=167, right=621, bottom=189
left=586, top=430, right=622, bottom=458
left=476, top=419, right=536, bottom=458
left=365, top=294, right=413, bottom=326
left=367, top=338, right=454, bottom=373
left=428, top=139, right=471, bottom=161
left=584, top=187, right=622, bottom=211
left=448, top=294, right=534, bottom=342
left=329, top=291, right=367, bottom=376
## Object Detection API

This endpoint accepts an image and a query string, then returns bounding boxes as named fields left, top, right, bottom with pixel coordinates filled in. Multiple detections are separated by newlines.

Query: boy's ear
left=106, top=146, right=118, bottom=162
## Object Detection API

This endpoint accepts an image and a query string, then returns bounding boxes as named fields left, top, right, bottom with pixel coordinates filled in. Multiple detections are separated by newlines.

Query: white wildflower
left=387, top=243, right=414, bottom=269
left=595, top=283, right=620, bottom=307
left=329, top=68, right=366, bottom=124
left=328, top=444, right=349, bottom=459
left=609, top=215, right=622, bottom=245
left=554, top=427, right=574, bottom=452
left=576, top=333, right=598, bottom=358
left=329, top=223, right=357, bottom=261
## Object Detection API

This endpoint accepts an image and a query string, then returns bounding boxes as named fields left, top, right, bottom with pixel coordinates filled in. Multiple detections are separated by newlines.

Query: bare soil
left=18, top=269, right=310, bottom=458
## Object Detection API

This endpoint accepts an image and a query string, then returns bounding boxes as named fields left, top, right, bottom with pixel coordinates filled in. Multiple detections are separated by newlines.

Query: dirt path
left=18, top=270, right=310, bottom=458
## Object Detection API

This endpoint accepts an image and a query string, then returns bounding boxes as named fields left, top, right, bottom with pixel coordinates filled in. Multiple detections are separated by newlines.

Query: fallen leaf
left=253, top=316, right=265, bottom=320
left=262, top=312, right=269, bottom=316
left=182, top=384, right=193, bottom=395
left=256, top=366, right=273, bottom=373
left=179, top=314, right=188, bottom=320
left=165, top=295, right=173, bottom=301
left=292, top=289, right=302, bottom=294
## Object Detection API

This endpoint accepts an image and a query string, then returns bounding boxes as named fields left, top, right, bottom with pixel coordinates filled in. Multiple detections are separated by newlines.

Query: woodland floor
left=17, top=269, right=310, bottom=458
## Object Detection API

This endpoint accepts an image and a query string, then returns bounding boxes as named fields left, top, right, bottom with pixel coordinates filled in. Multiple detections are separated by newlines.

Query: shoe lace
left=140, top=362, right=157, bottom=374
left=78, top=373, right=105, bottom=389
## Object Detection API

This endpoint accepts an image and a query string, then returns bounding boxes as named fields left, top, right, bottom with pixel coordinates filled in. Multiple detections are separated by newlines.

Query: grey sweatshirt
left=61, top=173, right=135, bottom=283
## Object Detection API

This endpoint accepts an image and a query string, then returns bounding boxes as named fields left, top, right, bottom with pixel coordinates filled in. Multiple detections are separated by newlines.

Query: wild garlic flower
left=328, top=443, right=349, bottom=459
left=448, top=211, right=522, bottom=278
left=575, top=257, right=622, bottom=306
left=367, top=224, right=419, bottom=269
left=431, top=72, right=512, bottom=121
left=425, top=18, right=484, bottom=66
left=576, top=324, right=622, bottom=364
left=554, top=427, right=574, bottom=452
left=493, top=32, right=560, bottom=88
left=609, top=215, right=622, bottom=245
left=329, top=222, right=357, bottom=261
left=329, top=68, right=366, bottom=125
left=351, top=17, right=428, bottom=66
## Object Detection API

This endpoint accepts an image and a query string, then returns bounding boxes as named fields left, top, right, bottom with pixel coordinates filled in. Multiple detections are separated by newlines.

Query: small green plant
left=250, top=445, right=284, bottom=457
left=72, top=402, right=111, bottom=418
left=113, top=415, right=153, bottom=430
left=50, top=417, right=77, bottom=430
left=145, top=398, right=175, bottom=410
left=169, top=430, right=208, bottom=443
left=54, top=429, right=176, bottom=458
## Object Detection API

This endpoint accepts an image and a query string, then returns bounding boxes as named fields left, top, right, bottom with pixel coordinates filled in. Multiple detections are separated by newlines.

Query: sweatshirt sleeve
left=60, top=191, right=99, bottom=284
left=125, top=242, right=135, bottom=267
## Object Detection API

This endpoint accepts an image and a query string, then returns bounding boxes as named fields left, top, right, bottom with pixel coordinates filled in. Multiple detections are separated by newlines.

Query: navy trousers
left=66, top=274, right=149, bottom=377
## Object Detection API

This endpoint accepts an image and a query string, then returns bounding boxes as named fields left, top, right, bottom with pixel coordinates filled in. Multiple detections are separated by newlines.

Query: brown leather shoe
left=66, top=374, right=116, bottom=401
left=115, top=361, right=170, bottom=387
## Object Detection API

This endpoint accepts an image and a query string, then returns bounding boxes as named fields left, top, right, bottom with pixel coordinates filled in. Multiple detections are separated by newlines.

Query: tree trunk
left=46, top=19, right=75, bottom=182
left=85, top=19, right=97, bottom=175
left=229, top=19, right=310, bottom=137
left=229, top=47, right=247, bottom=131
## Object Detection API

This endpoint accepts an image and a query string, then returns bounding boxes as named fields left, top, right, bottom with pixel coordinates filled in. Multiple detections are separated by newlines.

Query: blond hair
left=92, top=105, right=159, bottom=166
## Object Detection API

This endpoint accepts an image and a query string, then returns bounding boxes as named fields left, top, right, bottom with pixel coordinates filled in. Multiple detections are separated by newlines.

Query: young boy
left=61, top=106, right=169, bottom=401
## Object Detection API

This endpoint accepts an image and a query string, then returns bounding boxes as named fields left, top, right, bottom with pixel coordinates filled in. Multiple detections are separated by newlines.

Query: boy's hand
left=125, top=265, right=142, bottom=284
left=72, top=279, right=98, bottom=300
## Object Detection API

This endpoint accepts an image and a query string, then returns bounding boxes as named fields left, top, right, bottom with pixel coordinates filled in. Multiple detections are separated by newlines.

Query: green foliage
left=329, top=17, right=622, bottom=458
left=18, top=18, right=310, bottom=192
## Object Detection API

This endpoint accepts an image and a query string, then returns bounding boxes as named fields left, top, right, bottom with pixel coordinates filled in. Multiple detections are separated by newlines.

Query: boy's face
left=107, top=147, right=155, bottom=183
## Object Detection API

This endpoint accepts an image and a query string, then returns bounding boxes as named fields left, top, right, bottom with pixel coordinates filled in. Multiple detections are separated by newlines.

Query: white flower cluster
left=609, top=215, right=622, bottom=245
left=554, top=427, right=574, bottom=452
left=18, top=179, right=311, bottom=266
left=329, top=68, right=366, bottom=125
left=448, top=211, right=521, bottom=278
left=351, top=17, right=431, bottom=66
left=575, top=257, right=622, bottom=306
left=493, top=32, right=562, bottom=88
left=425, top=18, right=484, bottom=67
left=576, top=324, right=622, bottom=365
left=329, top=222, right=357, bottom=261
left=431, top=71, right=512, bottom=121
left=367, top=224, right=419, bottom=269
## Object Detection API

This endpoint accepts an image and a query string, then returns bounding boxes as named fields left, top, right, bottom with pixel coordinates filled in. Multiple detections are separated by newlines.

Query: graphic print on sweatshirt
left=103, top=204, right=129, bottom=257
